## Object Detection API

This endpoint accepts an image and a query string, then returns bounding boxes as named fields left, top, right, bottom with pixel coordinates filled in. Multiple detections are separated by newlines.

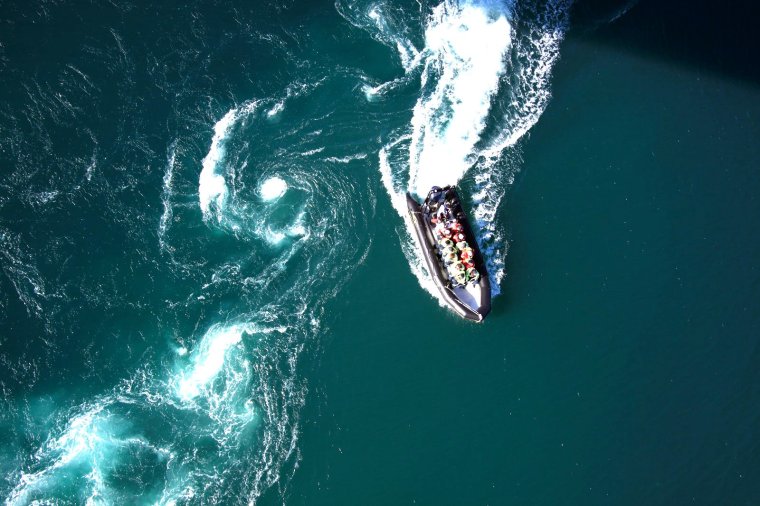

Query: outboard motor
left=427, top=186, right=445, bottom=204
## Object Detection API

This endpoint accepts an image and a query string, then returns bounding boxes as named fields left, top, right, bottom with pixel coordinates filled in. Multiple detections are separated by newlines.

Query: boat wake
left=342, top=0, right=571, bottom=301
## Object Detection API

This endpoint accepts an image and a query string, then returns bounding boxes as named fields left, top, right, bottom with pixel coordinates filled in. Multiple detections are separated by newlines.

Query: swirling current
left=0, top=0, right=569, bottom=503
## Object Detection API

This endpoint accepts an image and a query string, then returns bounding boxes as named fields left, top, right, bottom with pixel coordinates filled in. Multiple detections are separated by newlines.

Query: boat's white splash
left=367, top=0, right=570, bottom=300
left=409, top=0, right=513, bottom=197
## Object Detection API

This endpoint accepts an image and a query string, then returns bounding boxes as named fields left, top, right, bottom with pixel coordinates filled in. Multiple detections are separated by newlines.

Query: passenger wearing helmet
left=442, top=247, right=458, bottom=264
left=438, top=238, right=454, bottom=248
left=466, top=267, right=480, bottom=283
left=447, top=261, right=465, bottom=277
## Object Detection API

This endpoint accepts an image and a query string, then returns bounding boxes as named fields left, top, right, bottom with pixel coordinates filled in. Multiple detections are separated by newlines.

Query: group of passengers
left=429, top=200, right=480, bottom=287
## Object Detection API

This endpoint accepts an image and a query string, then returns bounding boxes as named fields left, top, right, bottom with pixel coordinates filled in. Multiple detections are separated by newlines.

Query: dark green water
left=1, top=0, right=759, bottom=504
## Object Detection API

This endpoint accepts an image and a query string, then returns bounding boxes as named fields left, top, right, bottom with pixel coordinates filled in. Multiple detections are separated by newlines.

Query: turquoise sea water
left=2, top=0, right=760, bottom=504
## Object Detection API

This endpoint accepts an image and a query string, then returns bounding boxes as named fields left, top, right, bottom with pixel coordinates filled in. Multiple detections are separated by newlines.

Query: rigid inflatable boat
left=406, top=186, right=491, bottom=322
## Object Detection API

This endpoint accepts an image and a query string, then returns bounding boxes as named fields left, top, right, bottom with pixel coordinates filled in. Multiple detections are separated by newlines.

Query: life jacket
left=466, top=267, right=480, bottom=282
left=447, top=261, right=465, bottom=274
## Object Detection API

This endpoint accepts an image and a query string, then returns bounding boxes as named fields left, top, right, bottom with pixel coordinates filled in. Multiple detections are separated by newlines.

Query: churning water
left=0, top=0, right=570, bottom=502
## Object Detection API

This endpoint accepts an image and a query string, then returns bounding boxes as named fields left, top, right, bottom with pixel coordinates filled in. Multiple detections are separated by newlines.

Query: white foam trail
left=376, top=0, right=514, bottom=304
left=324, top=153, right=368, bottom=164
left=409, top=0, right=512, bottom=197
left=172, top=323, right=287, bottom=405
left=299, top=147, right=325, bottom=157
left=85, top=151, right=97, bottom=182
left=158, top=140, right=177, bottom=251
left=362, top=81, right=394, bottom=101
left=265, top=78, right=327, bottom=120
left=198, top=102, right=258, bottom=223
left=481, top=6, right=569, bottom=160
left=378, top=139, right=410, bottom=214
left=373, top=0, right=570, bottom=299
left=259, top=176, right=288, bottom=202
left=198, top=110, right=236, bottom=222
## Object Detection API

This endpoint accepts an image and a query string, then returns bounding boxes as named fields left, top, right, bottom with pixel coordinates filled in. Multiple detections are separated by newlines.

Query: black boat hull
left=406, top=189, right=491, bottom=322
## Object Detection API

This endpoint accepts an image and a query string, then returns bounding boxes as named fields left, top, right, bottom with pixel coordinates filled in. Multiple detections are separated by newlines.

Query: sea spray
left=409, top=0, right=514, bottom=197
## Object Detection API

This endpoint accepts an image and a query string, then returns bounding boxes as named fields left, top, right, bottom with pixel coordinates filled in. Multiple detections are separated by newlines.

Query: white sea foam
left=367, top=4, right=421, bottom=72
left=175, top=323, right=252, bottom=402
left=408, top=0, right=512, bottom=197
left=300, top=147, right=325, bottom=157
left=259, top=176, right=288, bottom=202
left=198, top=102, right=258, bottom=224
left=266, top=101, right=285, bottom=118
left=158, top=140, right=177, bottom=251
left=261, top=214, right=307, bottom=246
left=7, top=403, right=170, bottom=505
left=325, top=153, right=368, bottom=163
left=198, top=110, right=235, bottom=222
left=85, top=151, right=97, bottom=181
left=7, top=408, right=104, bottom=504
